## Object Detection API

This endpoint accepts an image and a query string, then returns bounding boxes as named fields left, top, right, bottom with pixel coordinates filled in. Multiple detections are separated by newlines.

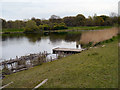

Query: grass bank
left=67, top=26, right=112, bottom=30
left=1, top=26, right=113, bottom=33
left=2, top=28, right=24, bottom=33
left=2, top=38, right=118, bottom=88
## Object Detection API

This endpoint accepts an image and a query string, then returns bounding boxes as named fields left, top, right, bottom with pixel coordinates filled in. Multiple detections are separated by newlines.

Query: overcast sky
left=0, top=0, right=119, bottom=21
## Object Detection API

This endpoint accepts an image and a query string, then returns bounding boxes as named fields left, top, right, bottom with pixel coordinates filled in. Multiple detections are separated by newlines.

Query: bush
left=39, top=25, right=44, bottom=30
left=39, top=23, right=68, bottom=30
left=53, top=23, right=68, bottom=30
left=24, top=20, right=39, bottom=33
left=24, top=26, right=39, bottom=33
left=39, top=24, right=50, bottom=30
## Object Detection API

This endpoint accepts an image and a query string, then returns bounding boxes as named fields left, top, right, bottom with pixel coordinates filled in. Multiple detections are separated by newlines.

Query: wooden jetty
left=53, top=48, right=84, bottom=54
left=1, top=52, right=48, bottom=75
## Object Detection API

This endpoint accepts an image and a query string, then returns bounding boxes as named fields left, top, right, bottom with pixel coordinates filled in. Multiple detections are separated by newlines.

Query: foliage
left=1, top=13, right=119, bottom=32
left=49, top=15, right=63, bottom=23
left=38, top=23, right=67, bottom=30
left=81, top=42, right=93, bottom=48
left=94, top=35, right=119, bottom=46
left=75, top=14, right=86, bottom=26
left=63, top=16, right=76, bottom=26
left=39, top=24, right=50, bottom=30
left=24, top=20, right=39, bottom=33
left=31, top=17, right=42, bottom=26
left=53, top=23, right=68, bottom=30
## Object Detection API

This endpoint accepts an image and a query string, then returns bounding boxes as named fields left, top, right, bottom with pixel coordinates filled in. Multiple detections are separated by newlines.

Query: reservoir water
left=1, top=28, right=118, bottom=61
left=1, top=32, right=82, bottom=61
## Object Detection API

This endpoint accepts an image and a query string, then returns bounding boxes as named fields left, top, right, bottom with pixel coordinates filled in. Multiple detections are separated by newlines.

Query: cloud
left=1, top=0, right=119, bottom=20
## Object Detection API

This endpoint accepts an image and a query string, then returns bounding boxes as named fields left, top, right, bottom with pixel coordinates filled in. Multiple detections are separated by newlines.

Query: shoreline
left=2, top=39, right=118, bottom=88
left=0, top=26, right=113, bottom=34
left=1, top=34, right=119, bottom=76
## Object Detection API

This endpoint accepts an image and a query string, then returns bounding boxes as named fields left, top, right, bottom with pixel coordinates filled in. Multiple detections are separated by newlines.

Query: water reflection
left=2, top=32, right=80, bottom=60
left=2, top=28, right=118, bottom=60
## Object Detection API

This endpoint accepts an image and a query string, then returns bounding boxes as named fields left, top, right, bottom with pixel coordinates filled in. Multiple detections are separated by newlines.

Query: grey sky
left=0, top=0, right=119, bottom=20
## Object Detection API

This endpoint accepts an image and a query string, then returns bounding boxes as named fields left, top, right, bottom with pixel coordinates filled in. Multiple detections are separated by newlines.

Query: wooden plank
left=32, top=79, right=48, bottom=90
left=53, top=48, right=84, bottom=53
left=53, top=48, right=83, bottom=51
left=0, top=82, right=13, bottom=89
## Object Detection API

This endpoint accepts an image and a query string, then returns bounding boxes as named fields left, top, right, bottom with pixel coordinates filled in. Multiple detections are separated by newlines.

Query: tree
left=24, top=20, right=39, bottom=33
left=110, top=12, right=117, bottom=17
left=31, top=17, right=42, bottom=26
left=39, top=23, right=67, bottom=30
left=104, top=18, right=112, bottom=26
left=100, top=15, right=109, bottom=21
left=41, top=19, right=49, bottom=24
left=53, top=23, right=67, bottom=30
left=93, top=15, right=104, bottom=26
left=39, top=24, right=50, bottom=30
left=6, top=20, right=13, bottom=28
left=49, top=15, right=62, bottom=23
left=109, top=12, right=118, bottom=25
left=0, top=18, right=6, bottom=28
left=75, top=14, right=86, bottom=26
left=63, top=16, right=76, bottom=26
left=50, top=15, right=60, bottom=19
left=2, top=19, right=6, bottom=28
left=100, top=15, right=111, bottom=26
left=85, top=16, right=94, bottom=26
left=118, top=16, right=120, bottom=25
left=12, top=20, right=25, bottom=29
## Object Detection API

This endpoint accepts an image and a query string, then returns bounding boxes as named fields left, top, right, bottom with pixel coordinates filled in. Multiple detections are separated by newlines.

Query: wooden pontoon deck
left=53, top=48, right=84, bottom=54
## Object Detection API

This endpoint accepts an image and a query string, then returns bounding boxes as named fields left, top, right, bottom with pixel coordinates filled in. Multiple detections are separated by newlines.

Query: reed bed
left=80, top=27, right=118, bottom=45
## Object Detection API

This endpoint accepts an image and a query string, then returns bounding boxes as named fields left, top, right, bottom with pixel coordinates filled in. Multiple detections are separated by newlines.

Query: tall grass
left=79, top=27, right=118, bottom=45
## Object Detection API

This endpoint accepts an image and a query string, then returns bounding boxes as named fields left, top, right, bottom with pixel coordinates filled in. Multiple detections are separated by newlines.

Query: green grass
left=67, top=26, right=112, bottom=30
left=1, top=26, right=113, bottom=33
left=1, top=28, right=24, bottom=33
left=2, top=39, right=118, bottom=88
left=82, top=35, right=119, bottom=48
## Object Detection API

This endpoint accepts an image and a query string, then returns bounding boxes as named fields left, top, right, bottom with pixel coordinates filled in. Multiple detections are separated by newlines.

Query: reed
left=80, top=27, right=118, bottom=45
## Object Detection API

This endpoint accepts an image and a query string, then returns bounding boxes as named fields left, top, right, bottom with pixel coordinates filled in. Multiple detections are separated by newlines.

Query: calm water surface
left=2, top=32, right=82, bottom=60
left=2, top=28, right=118, bottom=61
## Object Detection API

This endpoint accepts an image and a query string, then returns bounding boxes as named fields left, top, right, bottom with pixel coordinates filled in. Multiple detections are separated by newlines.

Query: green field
left=2, top=38, right=118, bottom=88
left=1, top=26, right=112, bottom=33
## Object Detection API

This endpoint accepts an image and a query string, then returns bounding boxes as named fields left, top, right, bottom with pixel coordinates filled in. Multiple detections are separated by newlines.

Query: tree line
left=1, top=13, right=119, bottom=32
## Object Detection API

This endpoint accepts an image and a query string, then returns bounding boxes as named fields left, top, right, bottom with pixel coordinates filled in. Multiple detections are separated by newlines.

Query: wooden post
left=32, top=79, right=48, bottom=90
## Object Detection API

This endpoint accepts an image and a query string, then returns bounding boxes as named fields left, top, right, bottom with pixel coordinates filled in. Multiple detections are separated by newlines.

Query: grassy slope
left=3, top=40, right=118, bottom=88
left=1, top=26, right=112, bottom=33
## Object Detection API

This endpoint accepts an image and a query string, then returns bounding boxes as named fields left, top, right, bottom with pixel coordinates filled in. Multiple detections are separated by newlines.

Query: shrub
left=24, top=20, right=39, bottom=33
left=39, top=24, right=50, bottom=30
left=53, top=23, right=68, bottom=30
left=24, top=26, right=39, bottom=33
left=38, top=23, right=68, bottom=30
